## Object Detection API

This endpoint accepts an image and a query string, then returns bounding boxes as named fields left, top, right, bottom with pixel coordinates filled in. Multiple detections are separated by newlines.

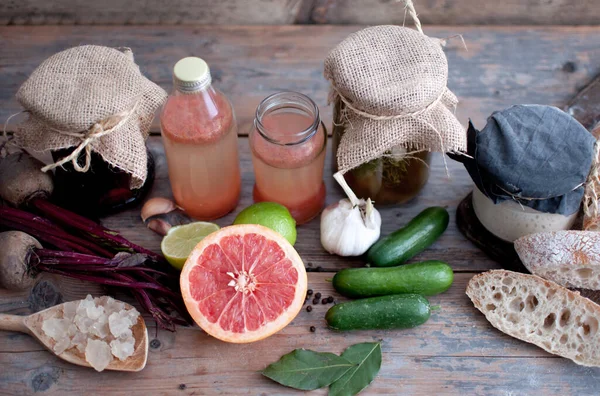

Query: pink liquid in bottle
left=161, top=57, right=241, bottom=220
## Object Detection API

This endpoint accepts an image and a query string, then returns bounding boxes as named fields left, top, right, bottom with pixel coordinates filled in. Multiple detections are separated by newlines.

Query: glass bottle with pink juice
left=160, top=57, right=241, bottom=220
left=250, top=91, right=327, bottom=224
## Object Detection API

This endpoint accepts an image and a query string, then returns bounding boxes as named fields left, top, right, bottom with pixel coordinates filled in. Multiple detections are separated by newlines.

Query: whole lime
left=233, top=202, right=297, bottom=245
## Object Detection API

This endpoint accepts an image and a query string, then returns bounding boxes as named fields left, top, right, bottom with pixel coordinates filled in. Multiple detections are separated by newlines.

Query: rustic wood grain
left=2, top=274, right=600, bottom=395
left=0, top=0, right=303, bottom=25
left=565, top=73, right=600, bottom=130
left=2, top=24, right=600, bottom=395
left=1, top=26, right=600, bottom=135
left=308, top=0, right=600, bottom=26
left=2, top=0, right=599, bottom=26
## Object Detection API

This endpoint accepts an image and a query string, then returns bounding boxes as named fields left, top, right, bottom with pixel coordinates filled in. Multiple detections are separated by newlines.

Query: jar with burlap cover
left=14, top=45, right=167, bottom=189
left=325, top=24, right=466, bottom=186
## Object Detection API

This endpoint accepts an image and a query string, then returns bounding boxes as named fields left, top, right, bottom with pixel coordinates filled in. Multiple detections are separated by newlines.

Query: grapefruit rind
left=180, top=224, right=307, bottom=343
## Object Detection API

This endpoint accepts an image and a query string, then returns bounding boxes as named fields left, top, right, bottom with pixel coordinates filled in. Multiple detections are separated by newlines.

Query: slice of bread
left=583, top=128, right=599, bottom=231
left=466, top=270, right=600, bottom=367
left=514, top=231, right=600, bottom=290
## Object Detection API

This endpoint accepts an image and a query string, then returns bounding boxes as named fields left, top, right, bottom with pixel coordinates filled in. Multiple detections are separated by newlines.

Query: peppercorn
left=315, top=292, right=322, bottom=299
left=306, top=305, right=312, bottom=312
left=322, top=298, right=328, bottom=304
left=310, top=326, right=316, bottom=332
left=313, top=298, right=319, bottom=304
left=307, top=289, right=313, bottom=295
left=327, top=296, right=334, bottom=303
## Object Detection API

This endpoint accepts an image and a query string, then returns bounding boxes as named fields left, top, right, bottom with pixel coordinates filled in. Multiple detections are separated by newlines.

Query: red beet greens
left=0, top=151, right=189, bottom=331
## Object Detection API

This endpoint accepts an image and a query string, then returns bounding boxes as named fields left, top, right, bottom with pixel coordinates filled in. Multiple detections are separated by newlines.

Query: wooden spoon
left=0, top=298, right=148, bottom=372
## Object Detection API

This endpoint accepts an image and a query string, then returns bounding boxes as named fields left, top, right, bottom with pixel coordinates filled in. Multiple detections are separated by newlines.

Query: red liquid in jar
left=251, top=111, right=326, bottom=224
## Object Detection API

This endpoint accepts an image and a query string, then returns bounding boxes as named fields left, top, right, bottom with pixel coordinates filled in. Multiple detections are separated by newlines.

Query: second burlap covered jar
left=13, top=45, right=167, bottom=214
left=325, top=17, right=466, bottom=204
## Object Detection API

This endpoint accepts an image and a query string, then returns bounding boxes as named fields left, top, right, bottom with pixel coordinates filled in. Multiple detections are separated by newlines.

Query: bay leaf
left=262, top=348, right=355, bottom=391
left=329, top=342, right=382, bottom=396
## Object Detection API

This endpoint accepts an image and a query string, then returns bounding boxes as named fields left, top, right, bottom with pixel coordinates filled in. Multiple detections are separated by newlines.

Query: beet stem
left=31, top=199, right=163, bottom=261
left=36, top=266, right=173, bottom=293
left=1, top=217, right=96, bottom=254
left=45, top=263, right=171, bottom=277
left=112, top=273, right=177, bottom=331
left=0, top=207, right=113, bottom=257
left=35, top=249, right=108, bottom=264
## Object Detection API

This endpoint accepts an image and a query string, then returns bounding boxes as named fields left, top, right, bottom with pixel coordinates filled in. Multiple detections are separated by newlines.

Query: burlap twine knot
left=324, top=0, right=467, bottom=176
left=42, top=101, right=140, bottom=173
left=12, top=45, right=167, bottom=189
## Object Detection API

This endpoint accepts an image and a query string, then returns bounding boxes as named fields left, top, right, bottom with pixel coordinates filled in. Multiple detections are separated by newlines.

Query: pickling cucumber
left=326, top=294, right=431, bottom=331
left=367, top=207, right=449, bottom=267
left=332, top=260, right=453, bottom=298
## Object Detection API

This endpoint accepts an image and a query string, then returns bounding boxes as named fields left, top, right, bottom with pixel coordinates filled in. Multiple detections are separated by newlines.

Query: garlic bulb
left=320, top=173, right=382, bottom=256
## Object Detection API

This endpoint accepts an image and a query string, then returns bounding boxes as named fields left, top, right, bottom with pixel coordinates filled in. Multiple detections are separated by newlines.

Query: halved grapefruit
left=180, top=224, right=307, bottom=343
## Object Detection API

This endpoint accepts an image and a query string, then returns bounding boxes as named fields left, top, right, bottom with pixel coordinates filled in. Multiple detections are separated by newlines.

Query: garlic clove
left=146, top=218, right=174, bottom=236
left=363, top=198, right=381, bottom=230
left=140, top=197, right=180, bottom=222
left=140, top=197, right=192, bottom=236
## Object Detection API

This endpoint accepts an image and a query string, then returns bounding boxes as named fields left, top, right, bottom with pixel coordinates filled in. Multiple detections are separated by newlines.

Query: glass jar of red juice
left=160, top=57, right=241, bottom=220
left=250, top=91, right=327, bottom=224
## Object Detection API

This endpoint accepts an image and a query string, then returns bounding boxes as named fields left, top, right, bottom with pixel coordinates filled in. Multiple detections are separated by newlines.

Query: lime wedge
left=161, top=222, right=220, bottom=270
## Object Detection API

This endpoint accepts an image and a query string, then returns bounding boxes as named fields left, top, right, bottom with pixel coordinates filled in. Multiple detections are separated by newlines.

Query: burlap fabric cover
left=324, top=25, right=466, bottom=173
left=14, top=45, right=167, bottom=189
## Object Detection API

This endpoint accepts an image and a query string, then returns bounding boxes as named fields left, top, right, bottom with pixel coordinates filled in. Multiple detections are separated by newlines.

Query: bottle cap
left=173, top=57, right=212, bottom=92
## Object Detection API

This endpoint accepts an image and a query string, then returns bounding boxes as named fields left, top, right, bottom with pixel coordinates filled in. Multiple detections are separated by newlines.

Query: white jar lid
left=173, top=57, right=212, bottom=92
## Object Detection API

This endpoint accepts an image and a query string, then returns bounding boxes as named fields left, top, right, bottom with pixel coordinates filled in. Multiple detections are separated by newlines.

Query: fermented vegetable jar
left=332, top=99, right=431, bottom=204
left=324, top=26, right=465, bottom=206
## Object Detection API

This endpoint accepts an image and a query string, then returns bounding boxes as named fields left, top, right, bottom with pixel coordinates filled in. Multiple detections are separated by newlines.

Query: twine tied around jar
left=11, top=45, right=167, bottom=189
left=41, top=101, right=140, bottom=173
left=324, top=0, right=467, bottom=180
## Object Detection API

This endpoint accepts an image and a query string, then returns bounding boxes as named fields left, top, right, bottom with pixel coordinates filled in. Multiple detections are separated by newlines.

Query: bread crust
left=467, top=270, right=600, bottom=367
left=515, top=231, right=600, bottom=290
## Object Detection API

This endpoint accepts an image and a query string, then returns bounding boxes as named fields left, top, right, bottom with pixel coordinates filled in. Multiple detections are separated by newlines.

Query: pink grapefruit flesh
left=180, top=224, right=307, bottom=343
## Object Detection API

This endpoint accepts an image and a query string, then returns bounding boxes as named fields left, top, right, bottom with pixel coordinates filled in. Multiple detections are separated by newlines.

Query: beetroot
left=0, top=231, right=41, bottom=290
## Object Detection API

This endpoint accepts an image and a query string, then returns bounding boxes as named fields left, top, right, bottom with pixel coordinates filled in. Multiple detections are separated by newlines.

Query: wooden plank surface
left=2, top=0, right=599, bottom=26
left=2, top=24, right=600, bottom=395
left=0, top=0, right=303, bottom=25
left=307, top=0, right=600, bottom=26
left=1, top=25, right=600, bottom=135
left=2, top=274, right=600, bottom=394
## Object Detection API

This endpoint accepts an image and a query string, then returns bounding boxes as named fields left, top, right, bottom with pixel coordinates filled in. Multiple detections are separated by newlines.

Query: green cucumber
left=367, top=207, right=449, bottom=267
left=332, top=260, right=453, bottom=298
left=325, top=294, right=430, bottom=331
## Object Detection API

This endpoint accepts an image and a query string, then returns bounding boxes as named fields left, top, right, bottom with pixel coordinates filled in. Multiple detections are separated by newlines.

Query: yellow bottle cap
left=173, top=57, right=212, bottom=92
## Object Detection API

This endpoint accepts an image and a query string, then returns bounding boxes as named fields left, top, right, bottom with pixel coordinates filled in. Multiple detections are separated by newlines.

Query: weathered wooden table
left=1, top=25, right=600, bottom=395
